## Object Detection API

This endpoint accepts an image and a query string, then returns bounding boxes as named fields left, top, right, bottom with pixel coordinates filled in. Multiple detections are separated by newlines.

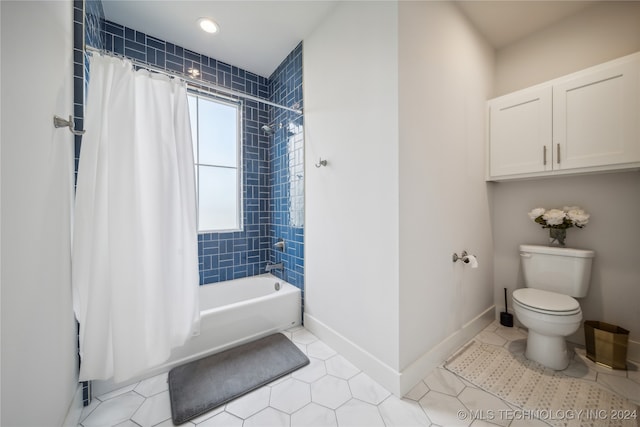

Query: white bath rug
left=445, top=341, right=638, bottom=427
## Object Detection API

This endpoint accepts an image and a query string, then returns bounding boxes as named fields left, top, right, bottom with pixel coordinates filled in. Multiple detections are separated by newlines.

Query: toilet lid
left=513, top=288, right=581, bottom=315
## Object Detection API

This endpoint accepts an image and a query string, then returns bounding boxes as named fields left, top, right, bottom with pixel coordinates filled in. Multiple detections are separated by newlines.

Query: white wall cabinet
left=487, top=52, right=640, bottom=181
left=489, top=86, right=552, bottom=177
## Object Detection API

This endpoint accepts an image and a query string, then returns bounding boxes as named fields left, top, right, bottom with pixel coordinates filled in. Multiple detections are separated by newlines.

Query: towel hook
left=315, top=158, right=327, bottom=168
left=53, top=115, right=85, bottom=136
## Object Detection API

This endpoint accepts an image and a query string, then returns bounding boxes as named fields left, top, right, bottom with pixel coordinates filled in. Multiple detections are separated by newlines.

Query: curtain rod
left=84, top=45, right=303, bottom=115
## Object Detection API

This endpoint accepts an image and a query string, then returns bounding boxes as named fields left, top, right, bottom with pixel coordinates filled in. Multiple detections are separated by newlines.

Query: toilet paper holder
left=452, top=250, right=477, bottom=264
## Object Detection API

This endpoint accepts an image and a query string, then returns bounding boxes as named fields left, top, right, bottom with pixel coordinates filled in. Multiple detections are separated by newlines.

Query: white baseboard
left=62, top=384, right=83, bottom=427
left=304, top=305, right=495, bottom=397
left=398, top=305, right=495, bottom=396
left=303, top=314, right=403, bottom=395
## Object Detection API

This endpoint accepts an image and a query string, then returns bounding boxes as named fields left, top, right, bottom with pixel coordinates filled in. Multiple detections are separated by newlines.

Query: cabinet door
left=553, top=57, right=640, bottom=170
left=488, top=86, right=552, bottom=178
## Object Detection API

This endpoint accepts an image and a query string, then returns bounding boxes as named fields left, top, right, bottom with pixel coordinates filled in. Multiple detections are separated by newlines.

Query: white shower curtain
left=73, top=54, right=200, bottom=382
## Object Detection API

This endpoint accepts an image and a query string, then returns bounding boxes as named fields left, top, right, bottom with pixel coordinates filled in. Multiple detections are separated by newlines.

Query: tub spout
left=265, top=262, right=283, bottom=272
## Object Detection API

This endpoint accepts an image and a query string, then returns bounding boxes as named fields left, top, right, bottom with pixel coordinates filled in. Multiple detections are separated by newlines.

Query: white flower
left=563, top=206, right=581, bottom=212
left=528, top=206, right=590, bottom=230
left=567, top=208, right=590, bottom=227
left=542, top=209, right=566, bottom=226
left=528, top=207, right=546, bottom=221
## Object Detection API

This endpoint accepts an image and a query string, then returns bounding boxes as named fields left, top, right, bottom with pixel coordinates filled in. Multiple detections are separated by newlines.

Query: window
left=188, top=93, right=242, bottom=232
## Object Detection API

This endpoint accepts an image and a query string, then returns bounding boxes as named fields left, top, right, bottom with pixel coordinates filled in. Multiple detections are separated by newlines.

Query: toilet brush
left=500, top=287, right=514, bottom=327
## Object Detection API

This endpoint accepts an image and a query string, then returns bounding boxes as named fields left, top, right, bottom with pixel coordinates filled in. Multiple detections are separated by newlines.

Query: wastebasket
left=584, top=321, right=629, bottom=370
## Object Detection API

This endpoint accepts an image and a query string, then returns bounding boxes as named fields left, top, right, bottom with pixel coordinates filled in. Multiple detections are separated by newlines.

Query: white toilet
left=512, top=244, right=595, bottom=370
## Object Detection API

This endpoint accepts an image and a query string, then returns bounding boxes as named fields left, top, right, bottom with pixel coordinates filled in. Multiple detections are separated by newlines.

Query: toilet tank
left=520, top=244, right=595, bottom=297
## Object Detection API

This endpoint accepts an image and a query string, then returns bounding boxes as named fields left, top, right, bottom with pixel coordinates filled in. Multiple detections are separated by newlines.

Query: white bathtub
left=92, top=274, right=301, bottom=396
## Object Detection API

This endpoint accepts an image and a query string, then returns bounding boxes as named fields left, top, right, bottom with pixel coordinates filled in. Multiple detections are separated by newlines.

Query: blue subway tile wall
left=74, top=0, right=104, bottom=185
left=268, top=43, right=305, bottom=296
left=79, top=9, right=304, bottom=290
left=74, top=0, right=104, bottom=406
left=99, top=20, right=275, bottom=285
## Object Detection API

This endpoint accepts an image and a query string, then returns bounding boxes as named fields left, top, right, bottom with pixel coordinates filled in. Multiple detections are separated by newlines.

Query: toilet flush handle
left=520, top=252, right=532, bottom=258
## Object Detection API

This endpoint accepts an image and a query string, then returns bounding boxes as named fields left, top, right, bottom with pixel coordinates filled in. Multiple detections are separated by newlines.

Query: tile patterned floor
left=78, top=322, right=639, bottom=427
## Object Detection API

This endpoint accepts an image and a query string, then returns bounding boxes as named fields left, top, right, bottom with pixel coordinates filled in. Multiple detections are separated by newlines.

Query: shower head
left=262, top=122, right=285, bottom=135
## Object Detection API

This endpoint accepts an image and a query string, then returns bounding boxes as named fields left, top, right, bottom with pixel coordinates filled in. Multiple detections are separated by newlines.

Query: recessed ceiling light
left=197, top=17, right=219, bottom=34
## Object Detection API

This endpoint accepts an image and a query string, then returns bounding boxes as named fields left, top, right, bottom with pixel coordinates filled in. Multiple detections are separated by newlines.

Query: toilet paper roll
left=463, top=255, right=478, bottom=268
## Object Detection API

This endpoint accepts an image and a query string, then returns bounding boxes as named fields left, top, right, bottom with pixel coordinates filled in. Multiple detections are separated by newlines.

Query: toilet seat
left=512, top=288, right=581, bottom=316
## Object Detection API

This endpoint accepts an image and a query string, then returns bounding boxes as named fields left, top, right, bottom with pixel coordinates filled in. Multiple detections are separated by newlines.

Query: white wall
left=0, top=3, right=3, bottom=420
left=491, top=1, right=640, bottom=359
left=1, top=1, right=79, bottom=425
left=304, top=0, right=495, bottom=395
left=304, top=0, right=639, bottom=396
left=495, top=2, right=640, bottom=96
left=397, top=1, right=495, bottom=371
left=303, top=0, right=401, bottom=376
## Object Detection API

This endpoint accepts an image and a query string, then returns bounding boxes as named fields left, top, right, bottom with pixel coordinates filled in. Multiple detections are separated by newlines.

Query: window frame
left=188, top=90, right=244, bottom=234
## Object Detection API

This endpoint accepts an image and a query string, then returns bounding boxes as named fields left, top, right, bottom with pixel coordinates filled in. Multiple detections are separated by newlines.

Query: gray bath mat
left=168, top=333, right=309, bottom=425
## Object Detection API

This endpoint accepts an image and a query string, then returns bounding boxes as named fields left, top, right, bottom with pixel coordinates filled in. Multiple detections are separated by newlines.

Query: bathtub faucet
left=265, top=262, right=284, bottom=272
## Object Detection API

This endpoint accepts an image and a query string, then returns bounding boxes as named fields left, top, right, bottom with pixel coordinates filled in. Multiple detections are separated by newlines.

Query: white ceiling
left=102, top=0, right=599, bottom=78
left=455, top=1, right=596, bottom=49
left=102, top=0, right=339, bottom=78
